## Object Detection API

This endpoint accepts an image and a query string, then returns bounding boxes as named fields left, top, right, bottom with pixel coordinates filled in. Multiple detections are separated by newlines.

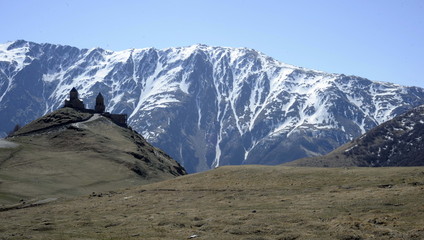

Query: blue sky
left=1, top=0, right=423, bottom=87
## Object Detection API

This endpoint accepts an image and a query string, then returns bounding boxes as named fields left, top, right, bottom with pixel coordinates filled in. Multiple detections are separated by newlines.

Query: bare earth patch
left=0, top=139, right=18, bottom=148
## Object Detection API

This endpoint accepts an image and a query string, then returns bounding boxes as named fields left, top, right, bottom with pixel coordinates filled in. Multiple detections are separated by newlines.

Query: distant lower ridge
left=286, top=105, right=424, bottom=167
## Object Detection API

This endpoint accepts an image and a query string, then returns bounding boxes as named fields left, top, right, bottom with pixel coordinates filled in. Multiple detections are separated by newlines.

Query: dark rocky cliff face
left=2, top=40, right=424, bottom=172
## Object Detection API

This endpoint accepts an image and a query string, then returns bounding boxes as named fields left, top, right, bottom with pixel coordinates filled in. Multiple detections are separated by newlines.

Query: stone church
left=63, top=88, right=127, bottom=127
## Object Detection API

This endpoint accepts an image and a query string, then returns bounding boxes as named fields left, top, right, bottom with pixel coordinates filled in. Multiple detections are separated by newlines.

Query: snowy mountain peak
left=1, top=40, right=424, bottom=172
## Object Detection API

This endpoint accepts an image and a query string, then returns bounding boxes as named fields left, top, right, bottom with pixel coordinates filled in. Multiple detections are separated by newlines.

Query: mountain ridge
left=286, top=104, right=424, bottom=167
left=1, top=40, right=424, bottom=172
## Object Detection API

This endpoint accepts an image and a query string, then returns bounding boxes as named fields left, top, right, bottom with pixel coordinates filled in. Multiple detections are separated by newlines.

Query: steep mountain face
left=0, top=107, right=186, bottom=204
left=1, top=40, right=424, bottom=172
left=287, top=105, right=424, bottom=167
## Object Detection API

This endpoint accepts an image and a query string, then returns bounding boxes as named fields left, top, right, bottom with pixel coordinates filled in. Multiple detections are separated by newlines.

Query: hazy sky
left=1, top=0, right=423, bottom=87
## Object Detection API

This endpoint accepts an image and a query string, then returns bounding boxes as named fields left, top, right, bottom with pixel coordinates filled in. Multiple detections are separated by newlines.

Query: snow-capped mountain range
left=1, top=40, right=424, bottom=172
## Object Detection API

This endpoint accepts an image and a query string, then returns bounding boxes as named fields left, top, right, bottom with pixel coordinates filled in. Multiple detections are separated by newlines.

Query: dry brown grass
left=1, top=165, right=423, bottom=239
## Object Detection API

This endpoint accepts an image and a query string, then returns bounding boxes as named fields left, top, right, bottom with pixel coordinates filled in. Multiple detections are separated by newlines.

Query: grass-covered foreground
left=1, top=166, right=424, bottom=239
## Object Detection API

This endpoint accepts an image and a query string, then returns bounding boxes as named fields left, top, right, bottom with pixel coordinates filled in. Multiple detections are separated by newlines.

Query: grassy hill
left=1, top=165, right=423, bottom=239
left=0, top=108, right=185, bottom=205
